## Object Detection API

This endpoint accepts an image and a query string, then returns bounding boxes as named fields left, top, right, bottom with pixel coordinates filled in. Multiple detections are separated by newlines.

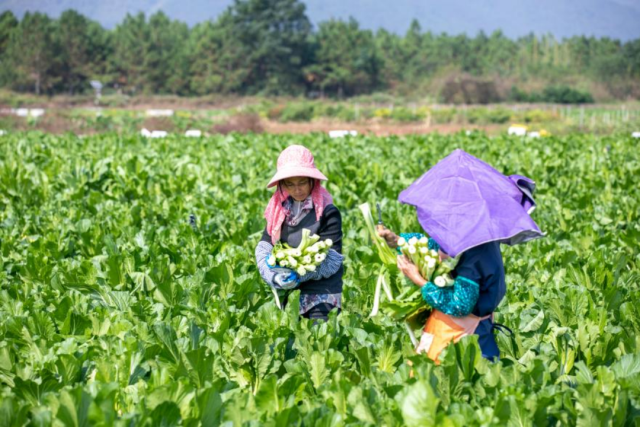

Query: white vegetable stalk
left=434, top=256, right=458, bottom=276
left=434, top=276, right=448, bottom=287
left=305, top=244, right=320, bottom=254
left=423, top=256, right=437, bottom=279
left=433, top=274, right=455, bottom=288
left=405, top=322, right=418, bottom=347
left=271, top=288, right=282, bottom=310
left=370, top=269, right=384, bottom=317
left=370, top=265, right=393, bottom=317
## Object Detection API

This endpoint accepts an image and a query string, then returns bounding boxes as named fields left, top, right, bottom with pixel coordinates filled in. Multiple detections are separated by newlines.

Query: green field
left=1, top=131, right=639, bottom=425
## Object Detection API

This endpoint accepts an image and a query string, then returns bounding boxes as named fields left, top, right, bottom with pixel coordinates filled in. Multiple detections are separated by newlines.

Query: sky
left=1, top=0, right=639, bottom=41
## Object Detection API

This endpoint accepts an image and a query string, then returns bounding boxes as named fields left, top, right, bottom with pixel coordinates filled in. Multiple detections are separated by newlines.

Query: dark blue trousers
left=474, top=318, right=500, bottom=361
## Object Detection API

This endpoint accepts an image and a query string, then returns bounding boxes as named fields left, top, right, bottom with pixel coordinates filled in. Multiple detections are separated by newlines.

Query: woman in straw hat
left=255, top=145, right=344, bottom=322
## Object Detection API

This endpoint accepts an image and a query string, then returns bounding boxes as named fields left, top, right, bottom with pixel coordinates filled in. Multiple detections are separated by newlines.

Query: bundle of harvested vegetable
left=267, top=228, right=332, bottom=277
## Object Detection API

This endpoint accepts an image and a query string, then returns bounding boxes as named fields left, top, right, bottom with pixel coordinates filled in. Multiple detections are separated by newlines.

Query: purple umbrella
left=398, top=149, right=543, bottom=257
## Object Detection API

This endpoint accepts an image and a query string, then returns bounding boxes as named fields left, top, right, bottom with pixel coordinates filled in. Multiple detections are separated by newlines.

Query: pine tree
left=6, top=12, right=57, bottom=94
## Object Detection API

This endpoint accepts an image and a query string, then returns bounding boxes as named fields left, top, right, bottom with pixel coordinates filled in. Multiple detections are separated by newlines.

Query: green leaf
left=377, top=340, right=401, bottom=373
left=198, top=386, right=223, bottom=427
left=398, top=380, right=440, bottom=427
left=521, top=310, right=544, bottom=333
left=153, top=322, right=181, bottom=364
left=148, top=401, right=182, bottom=427
left=354, top=347, right=372, bottom=378
left=182, top=347, right=215, bottom=388
left=309, top=352, right=328, bottom=389
left=254, top=374, right=279, bottom=414
left=508, top=396, right=532, bottom=427
left=55, top=388, right=92, bottom=427
left=611, top=353, right=640, bottom=379
left=0, top=397, right=29, bottom=427
left=13, top=376, right=62, bottom=407
left=453, top=335, right=481, bottom=382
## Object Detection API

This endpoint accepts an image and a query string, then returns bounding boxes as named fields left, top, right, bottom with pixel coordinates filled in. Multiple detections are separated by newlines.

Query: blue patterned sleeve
left=421, top=276, right=480, bottom=317
left=255, top=241, right=277, bottom=288
left=400, top=232, right=424, bottom=241
left=299, top=249, right=344, bottom=282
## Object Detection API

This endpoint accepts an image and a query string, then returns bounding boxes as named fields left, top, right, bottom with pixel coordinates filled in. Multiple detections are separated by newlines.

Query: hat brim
left=267, top=166, right=328, bottom=188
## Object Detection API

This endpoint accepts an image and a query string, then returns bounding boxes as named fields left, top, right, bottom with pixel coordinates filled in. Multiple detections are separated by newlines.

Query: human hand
left=438, top=249, right=450, bottom=262
left=397, top=255, right=426, bottom=287
left=376, top=224, right=399, bottom=248
left=274, top=270, right=299, bottom=290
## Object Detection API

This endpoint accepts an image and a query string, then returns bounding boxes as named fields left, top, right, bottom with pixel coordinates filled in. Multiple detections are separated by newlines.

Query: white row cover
left=328, top=130, right=358, bottom=138
left=145, top=109, right=174, bottom=117
left=9, top=108, right=45, bottom=118
left=507, top=126, right=527, bottom=136
left=140, top=128, right=167, bottom=138
left=140, top=129, right=203, bottom=138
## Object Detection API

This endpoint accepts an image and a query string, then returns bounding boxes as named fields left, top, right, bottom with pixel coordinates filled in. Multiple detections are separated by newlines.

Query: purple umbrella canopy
left=398, top=149, right=544, bottom=257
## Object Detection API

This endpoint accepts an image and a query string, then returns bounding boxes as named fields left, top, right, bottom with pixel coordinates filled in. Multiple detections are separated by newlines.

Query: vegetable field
left=1, top=131, right=639, bottom=426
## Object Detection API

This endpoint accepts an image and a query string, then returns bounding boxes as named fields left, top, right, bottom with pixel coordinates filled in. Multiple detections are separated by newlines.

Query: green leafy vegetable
left=0, top=130, right=638, bottom=424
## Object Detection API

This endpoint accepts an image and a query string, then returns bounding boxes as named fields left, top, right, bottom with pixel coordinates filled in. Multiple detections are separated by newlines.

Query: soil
left=1, top=110, right=504, bottom=136
left=262, top=119, right=504, bottom=136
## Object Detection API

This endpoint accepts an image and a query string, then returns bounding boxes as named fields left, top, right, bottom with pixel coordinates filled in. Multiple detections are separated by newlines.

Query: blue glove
left=274, top=270, right=299, bottom=290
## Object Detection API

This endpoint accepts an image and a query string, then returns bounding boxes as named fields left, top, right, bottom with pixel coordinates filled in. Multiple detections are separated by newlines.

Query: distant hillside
left=1, top=0, right=640, bottom=40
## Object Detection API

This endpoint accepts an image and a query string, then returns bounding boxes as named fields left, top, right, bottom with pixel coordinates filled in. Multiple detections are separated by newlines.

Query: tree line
left=1, top=0, right=639, bottom=101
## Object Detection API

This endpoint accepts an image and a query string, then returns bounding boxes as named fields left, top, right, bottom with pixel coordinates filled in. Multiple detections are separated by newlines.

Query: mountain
left=1, top=0, right=639, bottom=41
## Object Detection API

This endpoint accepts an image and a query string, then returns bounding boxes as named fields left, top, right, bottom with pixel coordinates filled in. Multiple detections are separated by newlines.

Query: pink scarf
left=264, top=180, right=333, bottom=244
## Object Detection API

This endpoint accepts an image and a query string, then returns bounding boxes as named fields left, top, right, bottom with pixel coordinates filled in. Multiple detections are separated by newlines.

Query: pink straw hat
left=267, top=145, right=328, bottom=188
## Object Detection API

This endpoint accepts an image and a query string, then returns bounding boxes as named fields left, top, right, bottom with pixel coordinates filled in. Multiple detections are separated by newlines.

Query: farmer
left=378, top=149, right=542, bottom=362
left=255, top=145, right=344, bottom=322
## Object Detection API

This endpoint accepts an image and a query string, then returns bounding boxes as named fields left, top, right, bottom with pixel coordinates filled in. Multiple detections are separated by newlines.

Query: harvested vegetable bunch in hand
left=397, top=235, right=458, bottom=287
left=382, top=235, right=460, bottom=332
left=267, top=228, right=332, bottom=277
